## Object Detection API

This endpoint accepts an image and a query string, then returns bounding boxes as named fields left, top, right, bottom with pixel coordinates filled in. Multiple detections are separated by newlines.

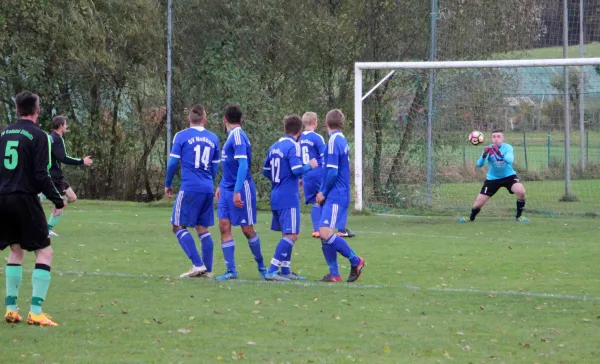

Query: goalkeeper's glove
left=491, top=144, right=502, bottom=157
left=482, top=146, right=491, bottom=158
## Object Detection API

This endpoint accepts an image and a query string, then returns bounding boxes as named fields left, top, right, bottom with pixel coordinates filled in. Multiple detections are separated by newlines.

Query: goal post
left=354, top=57, right=600, bottom=214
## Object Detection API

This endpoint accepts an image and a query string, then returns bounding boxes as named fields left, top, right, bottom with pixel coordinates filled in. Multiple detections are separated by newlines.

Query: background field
left=0, top=201, right=598, bottom=363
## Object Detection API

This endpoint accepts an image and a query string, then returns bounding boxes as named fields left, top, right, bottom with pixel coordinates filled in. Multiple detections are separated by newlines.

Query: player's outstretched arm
left=54, top=137, right=84, bottom=166
left=476, top=146, right=490, bottom=168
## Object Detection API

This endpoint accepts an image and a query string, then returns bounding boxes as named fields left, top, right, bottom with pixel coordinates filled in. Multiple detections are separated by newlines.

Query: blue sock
left=175, top=229, right=203, bottom=267
left=321, top=239, right=340, bottom=276
left=268, top=237, right=294, bottom=274
left=247, top=233, right=265, bottom=268
left=199, top=232, right=214, bottom=272
left=280, top=237, right=294, bottom=275
left=327, top=234, right=360, bottom=266
left=221, top=240, right=236, bottom=273
left=310, top=205, right=321, bottom=232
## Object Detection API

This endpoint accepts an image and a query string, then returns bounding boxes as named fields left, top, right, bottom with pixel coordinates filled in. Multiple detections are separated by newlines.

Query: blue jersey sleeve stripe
left=170, top=153, right=181, bottom=158
left=326, top=164, right=339, bottom=169
left=234, top=155, right=248, bottom=159
left=328, top=134, right=338, bottom=154
left=291, top=165, right=303, bottom=170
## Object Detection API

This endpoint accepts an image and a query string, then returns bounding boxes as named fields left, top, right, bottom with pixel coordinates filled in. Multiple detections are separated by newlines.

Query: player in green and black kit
left=45, top=115, right=93, bottom=236
left=0, top=91, right=64, bottom=326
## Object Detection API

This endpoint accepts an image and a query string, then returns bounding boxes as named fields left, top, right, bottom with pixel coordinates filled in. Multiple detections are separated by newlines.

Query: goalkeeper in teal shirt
left=460, top=128, right=529, bottom=223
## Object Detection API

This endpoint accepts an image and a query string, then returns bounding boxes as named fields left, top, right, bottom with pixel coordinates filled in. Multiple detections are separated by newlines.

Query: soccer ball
left=469, top=131, right=484, bottom=146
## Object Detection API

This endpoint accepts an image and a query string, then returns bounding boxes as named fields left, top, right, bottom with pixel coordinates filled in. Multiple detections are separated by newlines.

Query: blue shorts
left=271, top=206, right=301, bottom=234
left=171, top=191, right=214, bottom=227
left=217, top=180, right=257, bottom=226
left=302, top=177, right=321, bottom=205
left=319, top=200, right=348, bottom=229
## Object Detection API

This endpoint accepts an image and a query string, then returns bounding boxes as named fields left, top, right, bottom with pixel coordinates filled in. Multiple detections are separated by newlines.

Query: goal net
left=354, top=58, right=600, bottom=217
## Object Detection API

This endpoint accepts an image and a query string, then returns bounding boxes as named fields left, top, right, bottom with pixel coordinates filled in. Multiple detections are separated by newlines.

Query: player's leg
left=215, top=189, right=238, bottom=280
left=5, top=244, right=24, bottom=323
left=193, top=192, right=216, bottom=277
left=65, top=187, right=77, bottom=204
left=316, top=202, right=340, bottom=282
left=510, top=181, right=528, bottom=222
left=265, top=208, right=303, bottom=281
left=47, top=178, right=69, bottom=235
left=27, top=196, right=58, bottom=326
left=459, top=180, right=495, bottom=222
left=0, top=196, right=24, bottom=323
left=171, top=191, right=206, bottom=278
left=47, top=196, right=66, bottom=236
left=319, top=202, right=365, bottom=282
left=238, top=180, right=266, bottom=278
left=303, top=178, right=321, bottom=238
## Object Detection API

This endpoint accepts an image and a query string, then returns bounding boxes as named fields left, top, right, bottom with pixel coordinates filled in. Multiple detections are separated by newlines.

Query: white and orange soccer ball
left=469, top=131, right=484, bottom=146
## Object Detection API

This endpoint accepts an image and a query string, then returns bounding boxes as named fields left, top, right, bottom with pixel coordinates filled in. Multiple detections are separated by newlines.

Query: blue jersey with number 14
left=170, top=126, right=220, bottom=193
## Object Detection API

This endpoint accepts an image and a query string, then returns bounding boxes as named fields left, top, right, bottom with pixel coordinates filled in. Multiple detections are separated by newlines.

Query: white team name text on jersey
left=270, top=148, right=285, bottom=158
left=300, top=139, right=315, bottom=147
left=187, top=136, right=215, bottom=148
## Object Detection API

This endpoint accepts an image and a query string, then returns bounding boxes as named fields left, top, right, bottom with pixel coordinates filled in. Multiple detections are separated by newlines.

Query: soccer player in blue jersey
left=262, top=114, right=318, bottom=281
left=165, top=104, right=220, bottom=278
left=299, top=112, right=326, bottom=239
left=299, top=112, right=356, bottom=239
left=215, top=105, right=266, bottom=280
left=316, top=109, right=365, bottom=283
left=459, top=128, right=529, bottom=223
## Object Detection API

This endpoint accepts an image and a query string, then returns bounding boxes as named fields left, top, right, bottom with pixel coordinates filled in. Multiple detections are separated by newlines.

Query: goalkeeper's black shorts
left=480, top=174, right=519, bottom=197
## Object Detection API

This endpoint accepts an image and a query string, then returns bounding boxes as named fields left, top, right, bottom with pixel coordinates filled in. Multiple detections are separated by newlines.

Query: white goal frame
left=354, top=57, right=600, bottom=211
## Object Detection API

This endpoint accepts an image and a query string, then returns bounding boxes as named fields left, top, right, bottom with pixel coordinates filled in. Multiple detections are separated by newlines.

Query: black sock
left=470, top=208, right=481, bottom=221
left=516, top=199, right=525, bottom=218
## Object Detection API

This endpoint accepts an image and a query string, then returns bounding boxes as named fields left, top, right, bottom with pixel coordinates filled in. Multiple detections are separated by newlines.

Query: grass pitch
left=0, top=200, right=598, bottom=363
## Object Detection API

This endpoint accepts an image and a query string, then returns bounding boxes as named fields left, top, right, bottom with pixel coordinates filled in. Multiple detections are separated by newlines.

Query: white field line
left=2, top=268, right=596, bottom=300
left=405, top=285, right=600, bottom=301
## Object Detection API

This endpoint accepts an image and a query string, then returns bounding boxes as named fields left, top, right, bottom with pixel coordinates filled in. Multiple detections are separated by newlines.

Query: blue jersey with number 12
left=170, top=126, right=220, bottom=193
left=263, top=136, right=303, bottom=210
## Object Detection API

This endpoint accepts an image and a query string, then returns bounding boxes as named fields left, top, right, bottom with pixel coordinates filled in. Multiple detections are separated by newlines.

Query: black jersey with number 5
left=0, top=119, right=64, bottom=208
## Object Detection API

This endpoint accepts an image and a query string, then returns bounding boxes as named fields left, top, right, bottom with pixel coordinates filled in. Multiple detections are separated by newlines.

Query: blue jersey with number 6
left=170, top=126, right=220, bottom=193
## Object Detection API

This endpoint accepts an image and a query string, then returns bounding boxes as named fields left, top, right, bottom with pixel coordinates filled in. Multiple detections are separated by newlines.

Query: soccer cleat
left=516, top=216, right=530, bottom=223
left=311, top=231, right=320, bottom=239
left=317, top=274, right=342, bottom=282
left=258, top=266, right=267, bottom=280
left=214, top=271, right=238, bottom=281
left=198, top=272, right=213, bottom=279
left=48, top=231, right=59, bottom=237
left=264, top=272, right=290, bottom=281
left=337, top=228, right=356, bottom=238
left=179, top=265, right=207, bottom=278
left=4, top=310, right=23, bottom=323
left=27, top=312, right=58, bottom=326
left=347, top=257, right=365, bottom=282
left=280, top=272, right=307, bottom=281
left=458, top=217, right=468, bottom=223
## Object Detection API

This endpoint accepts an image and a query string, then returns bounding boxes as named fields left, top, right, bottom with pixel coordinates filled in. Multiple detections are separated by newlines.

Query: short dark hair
left=283, top=114, right=302, bottom=135
left=15, top=91, right=39, bottom=117
left=52, top=115, right=67, bottom=130
left=492, top=128, right=504, bottom=134
left=326, top=109, right=345, bottom=130
left=189, top=104, right=206, bottom=125
left=224, top=105, right=242, bottom=125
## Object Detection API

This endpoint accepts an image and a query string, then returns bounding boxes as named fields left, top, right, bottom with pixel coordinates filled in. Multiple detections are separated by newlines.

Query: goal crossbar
left=353, top=57, right=600, bottom=212
left=356, top=58, right=600, bottom=70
